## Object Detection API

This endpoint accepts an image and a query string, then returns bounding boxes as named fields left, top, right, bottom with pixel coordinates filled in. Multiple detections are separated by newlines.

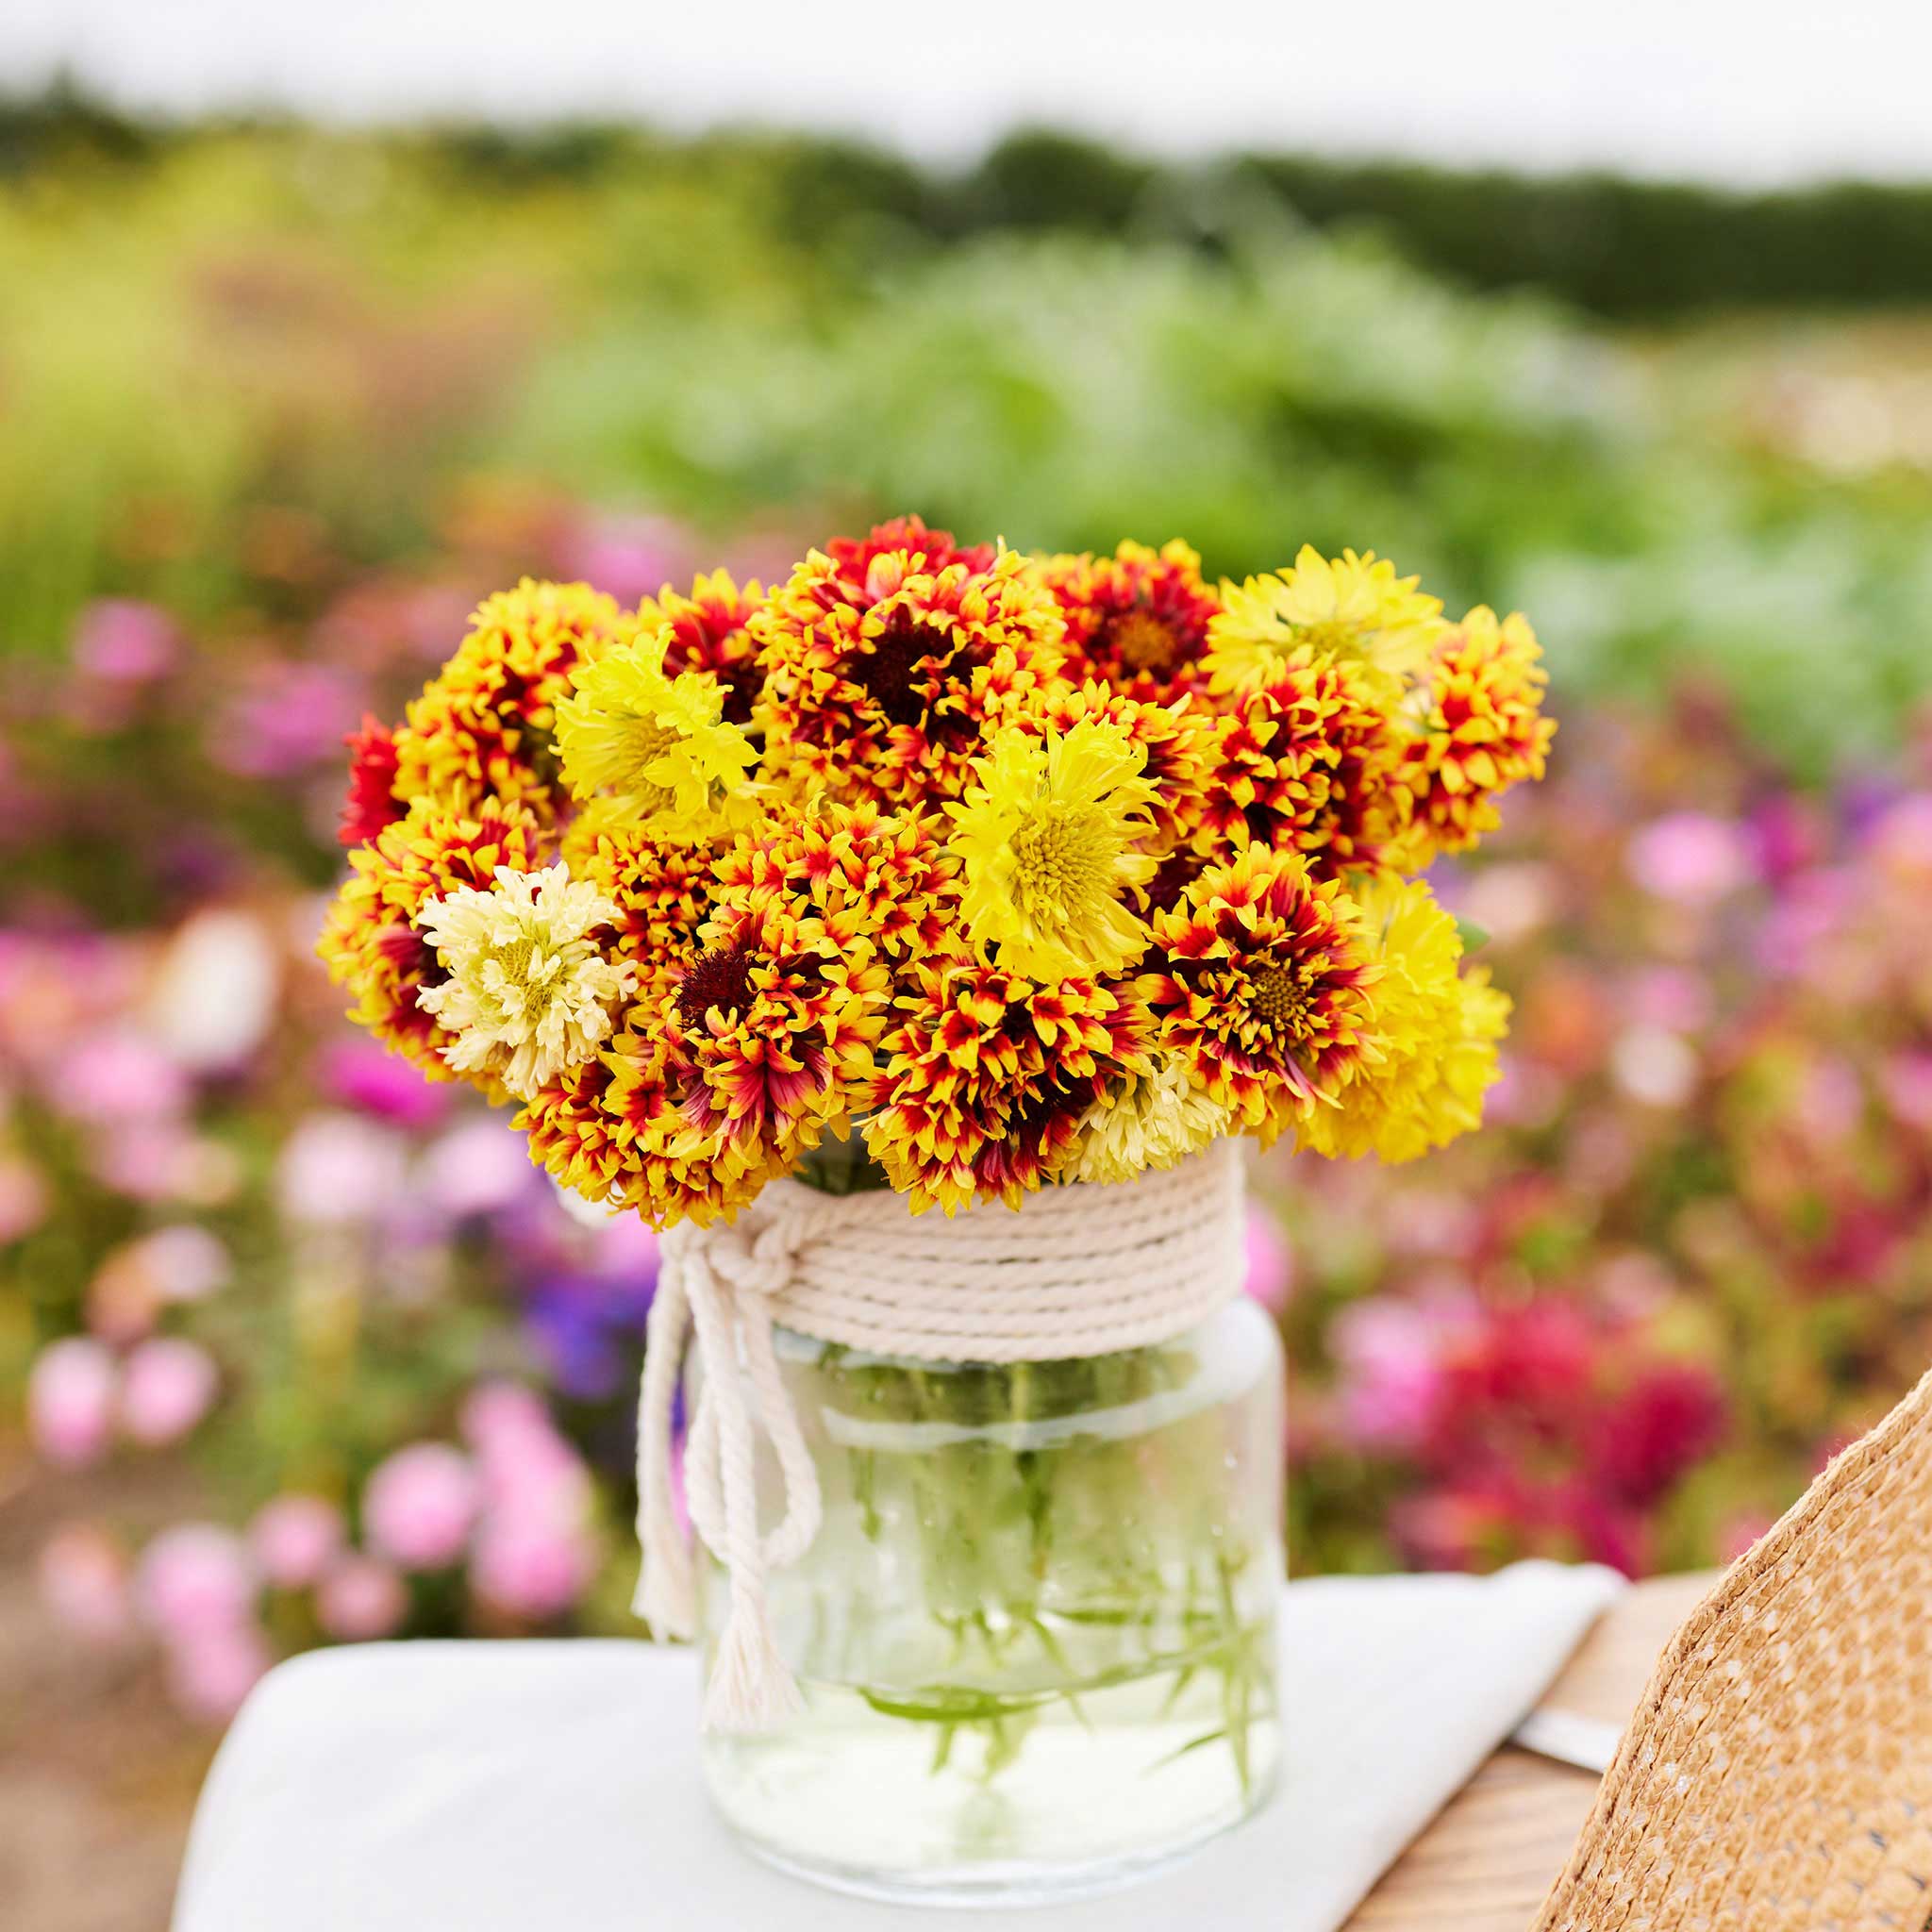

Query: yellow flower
left=1205, top=547, right=1443, bottom=704
left=947, top=719, right=1159, bottom=984
left=553, top=625, right=758, bottom=834
left=416, top=864, right=635, bottom=1099
left=1056, top=1055, right=1233, bottom=1185
left=1298, top=876, right=1509, bottom=1162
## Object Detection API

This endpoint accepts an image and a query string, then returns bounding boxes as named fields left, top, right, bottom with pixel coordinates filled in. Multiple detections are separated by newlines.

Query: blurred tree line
left=8, top=82, right=1932, bottom=318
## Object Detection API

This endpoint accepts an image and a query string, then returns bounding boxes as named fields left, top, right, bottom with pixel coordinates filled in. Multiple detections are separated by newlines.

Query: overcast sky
left=5, top=1, right=1928, bottom=184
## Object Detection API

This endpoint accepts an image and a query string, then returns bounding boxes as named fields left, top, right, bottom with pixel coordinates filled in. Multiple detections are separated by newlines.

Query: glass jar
left=696, top=1295, right=1285, bottom=1906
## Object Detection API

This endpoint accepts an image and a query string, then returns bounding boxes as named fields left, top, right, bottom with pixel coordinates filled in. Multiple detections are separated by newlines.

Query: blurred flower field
left=6, top=122, right=1932, bottom=1768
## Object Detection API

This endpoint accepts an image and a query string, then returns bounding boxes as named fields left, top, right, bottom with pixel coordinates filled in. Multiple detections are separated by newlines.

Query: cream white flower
left=417, top=865, right=634, bottom=1098
left=1057, top=1056, right=1233, bottom=1186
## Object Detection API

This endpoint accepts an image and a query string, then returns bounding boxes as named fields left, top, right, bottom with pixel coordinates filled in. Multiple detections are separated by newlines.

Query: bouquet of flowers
left=319, top=517, right=1553, bottom=1223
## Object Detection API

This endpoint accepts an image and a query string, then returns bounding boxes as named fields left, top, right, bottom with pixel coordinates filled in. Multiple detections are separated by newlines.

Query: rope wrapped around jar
left=632, top=1136, right=1250, bottom=1731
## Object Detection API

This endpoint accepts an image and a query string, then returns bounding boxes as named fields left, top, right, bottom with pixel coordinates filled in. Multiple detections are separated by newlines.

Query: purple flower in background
left=317, top=1037, right=451, bottom=1130
left=520, top=1270, right=656, bottom=1402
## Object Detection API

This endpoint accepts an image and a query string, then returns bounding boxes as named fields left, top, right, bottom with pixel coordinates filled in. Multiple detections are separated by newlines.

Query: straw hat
left=1536, top=1363, right=1932, bottom=1929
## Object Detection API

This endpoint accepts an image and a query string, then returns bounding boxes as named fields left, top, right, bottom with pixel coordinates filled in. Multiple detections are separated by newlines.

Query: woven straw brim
left=1535, top=1362, right=1932, bottom=1931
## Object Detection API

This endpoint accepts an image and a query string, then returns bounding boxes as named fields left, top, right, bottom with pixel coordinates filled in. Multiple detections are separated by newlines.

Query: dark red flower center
left=675, top=941, right=754, bottom=1030
left=854, top=614, right=956, bottom=729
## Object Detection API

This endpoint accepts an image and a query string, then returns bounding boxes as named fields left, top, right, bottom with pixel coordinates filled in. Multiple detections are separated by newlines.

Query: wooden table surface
left=1341, top=1570, right=1717, bottom=1930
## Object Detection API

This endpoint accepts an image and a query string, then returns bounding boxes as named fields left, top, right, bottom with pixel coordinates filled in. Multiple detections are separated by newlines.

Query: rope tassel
left=632, top=1138, right=1247, bottom=1733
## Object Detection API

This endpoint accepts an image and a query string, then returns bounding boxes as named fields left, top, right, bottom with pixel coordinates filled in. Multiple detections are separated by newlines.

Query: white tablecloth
left=174, top=1560, right=1624, bottom=1931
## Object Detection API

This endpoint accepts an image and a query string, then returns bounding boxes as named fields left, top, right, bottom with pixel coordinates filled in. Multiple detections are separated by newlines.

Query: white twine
left=633, top=1136, right=1249, bottom=1731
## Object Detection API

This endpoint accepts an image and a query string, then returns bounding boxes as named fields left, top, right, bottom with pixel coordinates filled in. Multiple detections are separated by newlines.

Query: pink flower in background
left=1241, top=1205, right=1293, bottom=1311
left=28, top=1338, right=117, bottom=1467
left=119, top=1337, right=220, bottom=1446
left=250, top=1495, right=346, bottom=1591
left=208, top=661, right=362, bottom=779
left=363, top=1443, right=479, bottom=1571
left=1332, top=1297, right=1461, bottom=1451
left=275, top=1112, right=407, bottom=1224
left=165, top=1621, right=273, bottom=1723
left=135, top=1525, right=258, bottom=1641
left=51, top=1029, right=190, bottom=1125
left=421, top=1118, right=535, bottom=1219
left=560, top=511, right=688, bottom=606
left=1880, top=1052, right=1932, bottom=1130
left=134, top=1224, right=232, bottom=1305
left=37, top=1525, right=133, bottom=1645
left=0, top=1154, right=49, bottom=1242
left=73, top=599, right=178, bottom=686
left=316, top=1555, right=408, bottom=1641
left=317, top=1037, right=450, bottom=1130
left=470, top=1514, right=597, bottom=1620
left=1627, top=811, right=1754, bottom=907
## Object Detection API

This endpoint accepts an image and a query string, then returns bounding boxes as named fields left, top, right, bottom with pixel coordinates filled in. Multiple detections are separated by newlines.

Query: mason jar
left=694, top=1294, right=1285, bottom=1906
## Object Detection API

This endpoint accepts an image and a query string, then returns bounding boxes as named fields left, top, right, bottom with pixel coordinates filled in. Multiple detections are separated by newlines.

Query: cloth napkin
left=173, top=1560, right=1624, bottom=1932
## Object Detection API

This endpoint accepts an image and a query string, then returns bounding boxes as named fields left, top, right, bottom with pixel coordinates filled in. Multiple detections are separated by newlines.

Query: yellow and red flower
left=753, top=542, right=1064, bottom=810
left=391, top=579, right=633, bottom=823
left=1041, top=539, right=1221, bottom=705
left=1395, top=608, right=1556, bottom=865
left=1148, top=847, right=1382, bottom=1142
left=709, top=798, right=958, bottom=963
left=863, top=960, right=1154, bottom=1212
left=316, top=796, right=546, bottom=1091
left=823, top=515, right=996, bottom=585
left=638, top=569, right=768, bottom=728
left=560, top=815, right=718, bottom=997
left=1197, top=654, right=1410, bottom=876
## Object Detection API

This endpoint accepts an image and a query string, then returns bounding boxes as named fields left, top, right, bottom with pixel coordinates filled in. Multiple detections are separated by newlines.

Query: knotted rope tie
left=632, top=1139, right=1248, bottom=1732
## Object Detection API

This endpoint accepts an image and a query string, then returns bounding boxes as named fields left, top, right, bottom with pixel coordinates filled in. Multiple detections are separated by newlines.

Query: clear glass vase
left=695, top=1295, right=1285, bottom=1906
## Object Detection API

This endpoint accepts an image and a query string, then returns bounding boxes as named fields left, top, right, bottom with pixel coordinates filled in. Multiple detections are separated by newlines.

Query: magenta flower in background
left=27, top=1338, right=117, bottom=1468
left=134, top=1525, right=258, bottom=1641
left=1331, top=1296, right=1463, bottom=1452
left=208, top=660, right=363, bottom=779
left=1626, top=810, right=1755, bottom=907
left=119, top=1337, right=220, bottom=1447
left=1241, top=1206, right=1292, bottom=1311
left=249, top=1495, right=346, bottom=1591
left=37, top=1525, right=134, bottom=1645
left=316, top=1555, right=410, bottom=1641
left=362, top=1443, right=480, bottom=1572
left=317, top=1036, right=451, bottom=1130
left=164, top=1621, right=273, bottom=1723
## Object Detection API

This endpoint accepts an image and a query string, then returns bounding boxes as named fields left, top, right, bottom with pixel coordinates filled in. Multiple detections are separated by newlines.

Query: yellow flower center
left=608, top=714, right=680, bottom=809
left=1251, top=961, right=1315, bottom=1036
left=1009, top=801, right=1115, bottom=925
